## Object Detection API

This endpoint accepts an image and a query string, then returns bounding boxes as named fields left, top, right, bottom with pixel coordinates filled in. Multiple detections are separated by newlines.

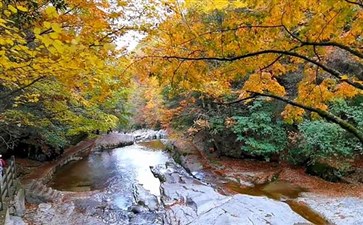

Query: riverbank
left=18, top=133, right=134, bottom=186
left=13, top=132, right=161, bottom=225
left=171, top=136, right=363, bottom=224
left=12, top=131, right=363, bottom=224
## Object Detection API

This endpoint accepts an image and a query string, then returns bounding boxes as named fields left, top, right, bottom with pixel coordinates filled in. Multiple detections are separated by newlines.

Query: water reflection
left=50, top=143, right=170, bottom=196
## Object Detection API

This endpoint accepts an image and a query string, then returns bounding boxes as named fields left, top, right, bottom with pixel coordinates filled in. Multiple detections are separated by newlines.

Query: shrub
left=231, top=101, right=288, bottom=160
left=297, top=120, right=361, bottom=163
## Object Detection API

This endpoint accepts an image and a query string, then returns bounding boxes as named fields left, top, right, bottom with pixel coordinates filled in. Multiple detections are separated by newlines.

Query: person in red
left=0, top=155, right=6, bottom=176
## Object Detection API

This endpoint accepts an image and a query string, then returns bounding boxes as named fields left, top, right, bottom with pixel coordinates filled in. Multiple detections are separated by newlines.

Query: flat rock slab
left=151, top=163, right=311, bottom=225
left=94, top=133, right=134, bottom=151
left=298, top=194, right=363, bottom=225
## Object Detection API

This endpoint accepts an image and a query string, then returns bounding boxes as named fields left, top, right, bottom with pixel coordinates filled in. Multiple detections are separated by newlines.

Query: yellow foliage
left=136, top=0, right=363, bottom=126
left=8, top=5, right=17, bottom=14
left=16, top=6, right=28, bottom=12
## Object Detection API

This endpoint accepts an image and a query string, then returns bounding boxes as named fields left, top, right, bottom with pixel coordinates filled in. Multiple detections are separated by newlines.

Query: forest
left=0, top=0, right=362, bottom=181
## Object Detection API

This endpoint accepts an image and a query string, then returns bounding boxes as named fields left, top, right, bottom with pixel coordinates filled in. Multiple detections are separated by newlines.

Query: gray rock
left=94, top=133, right=134, bottom=151
left=37, top=203, right=52, bottom=213
left=13, top=188, right=26, bottom=217
left=130, top=205, right=143, bottom=214
left=9, top=216, right=26, bottom=225
left=25, top=201, right=104, bottom=225
left=298, top=194, right=363, bottom=225
left=153, top=162, right=311, bottom=225
left=133, top=184, right=159, bottom=211
left=132, top=129, right=167, bottom=142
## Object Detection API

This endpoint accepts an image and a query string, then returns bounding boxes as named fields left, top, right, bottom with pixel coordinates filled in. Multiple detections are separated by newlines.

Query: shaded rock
left=25, top=180, right=63, bottom=204
left=180, top=154, right=204, bottom=174
left=128, top=211, right=163, bottom=225
left=342, top=168, right=363, bottom=184
left=306, top=159, right=353, bottom=182
left=13, top=188, right=26, bottom=217
left=130, top=205, right=143, bottom=214
left=132, top=184, right=159, bottom=211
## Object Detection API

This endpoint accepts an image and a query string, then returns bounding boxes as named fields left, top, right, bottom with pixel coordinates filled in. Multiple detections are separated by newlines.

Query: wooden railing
left=0, top=156, right=16, bottom=210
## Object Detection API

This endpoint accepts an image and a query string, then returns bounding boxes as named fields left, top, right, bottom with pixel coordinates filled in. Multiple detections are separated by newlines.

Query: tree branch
left=249, top=91, right=363, bottom=144
left=176, top=23, right=363, bottom=60
left=214, top=94, right=257, bottom=105
left=279, top=23, right=362, bottom=59
left=301, top=41, right=363, bottom=59
left=0, top=76, right=46, bottom=100
left=160, top=50, right=363, bottom=90
left=344, top=0, right=363, bottom=7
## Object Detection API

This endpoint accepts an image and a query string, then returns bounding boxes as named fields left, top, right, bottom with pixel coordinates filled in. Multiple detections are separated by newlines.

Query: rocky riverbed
left=173, top=138, right=363, bottom=225
left=151, top=162, right=311, bottom=225
left=21, top=152, right=311, bottom=225
left=9, top=131, right=363, bottom=225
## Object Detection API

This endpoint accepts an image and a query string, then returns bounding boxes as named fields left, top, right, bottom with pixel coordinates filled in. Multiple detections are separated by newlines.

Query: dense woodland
left=0, top=0, right=362, bottom=180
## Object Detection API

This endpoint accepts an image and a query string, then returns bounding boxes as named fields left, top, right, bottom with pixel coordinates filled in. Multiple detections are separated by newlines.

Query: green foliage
left=298, top=120, right=358, bottom=160
left=294, top=99, right=363, bottom=164
left=330, top=99, right=363, bottom=127
left=209, top=117, right=225, bottom=135
left=170, top=111, right=196, bottom=131
left=231, top=101, right=288, bottom=159
left=38, top=125, right=68, bottom=150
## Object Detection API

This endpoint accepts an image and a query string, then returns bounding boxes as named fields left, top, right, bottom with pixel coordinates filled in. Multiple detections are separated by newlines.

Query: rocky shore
left=151, top=162, right=311, bottom=225
left=170, top=137, right=363, bottom=225
left=7, top=130, right=363, bottom=225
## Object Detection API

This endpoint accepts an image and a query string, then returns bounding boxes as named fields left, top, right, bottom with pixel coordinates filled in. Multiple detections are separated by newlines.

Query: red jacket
left=0, top=159, right=6, bottom=167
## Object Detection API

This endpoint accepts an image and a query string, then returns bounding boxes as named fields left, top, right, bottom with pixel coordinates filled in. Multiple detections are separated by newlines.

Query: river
left=29, top=137, right=359, bottom=225
left=35, top=141, right=169, bottom=225
left=50, top=142, right=169, bottom=195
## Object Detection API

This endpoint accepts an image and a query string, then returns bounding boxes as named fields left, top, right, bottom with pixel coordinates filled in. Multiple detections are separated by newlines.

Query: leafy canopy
left=134, top=0, right=363, bottom=142
left=0, top=0, right=159, bottom=151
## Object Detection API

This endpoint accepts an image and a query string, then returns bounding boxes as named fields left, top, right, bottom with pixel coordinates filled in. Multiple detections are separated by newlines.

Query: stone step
left=25, top=180, right=64, bottom=203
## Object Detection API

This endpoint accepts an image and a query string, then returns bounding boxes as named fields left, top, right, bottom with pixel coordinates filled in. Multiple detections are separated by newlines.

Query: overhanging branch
left=214, top=94, right=257, bottom=105
left=249, top=91, right=363, bottom=143
left=160, top=49, right=363, bottom=90
left=0, top=76, right=46, bottom=100
left=344, top=0, right=363, bottom=8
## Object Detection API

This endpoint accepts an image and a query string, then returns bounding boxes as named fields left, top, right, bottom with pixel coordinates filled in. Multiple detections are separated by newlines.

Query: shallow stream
left=49, top=140, right=328, bottom=224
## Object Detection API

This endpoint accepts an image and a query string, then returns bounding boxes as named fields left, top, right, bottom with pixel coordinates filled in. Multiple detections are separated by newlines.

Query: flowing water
left=50, top=140, right=328, bottom=224
left=50, top=141, right=170, bottom=216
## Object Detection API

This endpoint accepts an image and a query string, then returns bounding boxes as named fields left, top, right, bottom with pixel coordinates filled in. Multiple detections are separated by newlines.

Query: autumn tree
left=135, top=0, right=363, bottom=144
left=0, top=0, right=159, bottom=155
